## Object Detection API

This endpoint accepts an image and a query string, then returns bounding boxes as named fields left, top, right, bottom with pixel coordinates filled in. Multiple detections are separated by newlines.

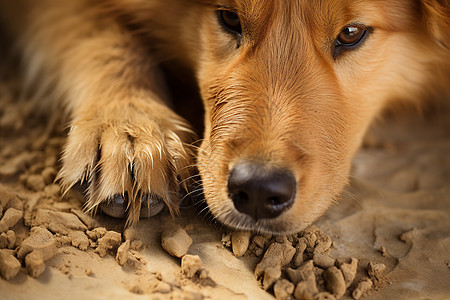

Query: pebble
left=32, top=209, right=87, bottom=235
left=313, top=253, right=335, bottom=269
left=0, top=249, right=21, bottom=280
left=68, top=231, right=89, bottom=251
left=86, top=227, right=107, bottom=241
left=263, top=266, right=282, bottom=290
left=0, top=230, right=16, bottom=249
left=96, top=231, right=122, bottom=257
left=25, top=250, right=45, bottom=278
left=17, top=226, right=57, bottom=260
left=116, top=240, right=130, bottom=266
left=231, top=231, right=252, bottom=257
left=181, top=254, right=202, bottom=278
left=367, top=262, right=386, bottom=283
left=294, top=272, right=318, bottom=300
left=255, top=242, right=296, bottom=278
left=0, top=208, right=23, bottom=233
left=323, top=266, right=346, bottom=298
left=273, top=279, right=294, bottom=300
left=286, top=260, right=315, bottom=285
left=352, top=279, right=373, bottom=300
left=161, top=227, right=192, bottom=258
left=339, top=258, right=358, bottom=287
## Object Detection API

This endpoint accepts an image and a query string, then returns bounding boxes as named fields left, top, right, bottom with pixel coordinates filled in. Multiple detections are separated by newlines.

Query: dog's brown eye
left=334, top=24, right=370, bottom=58
left=218, top=10, right=242, bottom=35
left=338, top=26, right=364, bottom=45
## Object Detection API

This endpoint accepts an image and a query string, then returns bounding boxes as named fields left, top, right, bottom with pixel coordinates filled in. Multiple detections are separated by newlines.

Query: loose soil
left=1, top=73, right=450, bottom=299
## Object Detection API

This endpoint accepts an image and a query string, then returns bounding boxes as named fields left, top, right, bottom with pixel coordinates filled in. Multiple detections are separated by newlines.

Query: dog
left=0, top=0, right=448, bottom=234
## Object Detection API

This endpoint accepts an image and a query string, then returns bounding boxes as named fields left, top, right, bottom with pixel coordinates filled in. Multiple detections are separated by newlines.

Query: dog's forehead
left=214, top=0, right=419, bottom=33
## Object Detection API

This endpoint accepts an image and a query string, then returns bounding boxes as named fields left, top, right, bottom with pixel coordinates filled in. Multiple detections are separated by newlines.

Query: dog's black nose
left=227, top=162, right=296, bottom=220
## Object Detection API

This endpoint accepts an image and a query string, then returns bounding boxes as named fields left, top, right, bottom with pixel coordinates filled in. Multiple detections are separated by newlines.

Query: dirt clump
left=0, top=207, right=23, bottom=232
left=116, top=240, right=130, bottom=266
left=17, top=226, right=56, bottom=260
left=0, top=249, right=21, bottom=280
left=181, top=254, right=202, bottom=278
left=352, top=279, right=373, bottom=299
left=32, top=209, right=87, bottom=235
left=95, top=230, right=122, bottom=257
left=161, top=226, right=192, bottom=258
left=68, top=230, right=89, bottom=250
left=273, top=279, right=295, bottom=300
left=25, top=250, right=45, bottom=278
left=225, top=225, right=383, bottom=299
left=0, top=230, right=16, bottom=249
left=323, top=266, right=346, bottom=298
left=231, top=230, right=252, bottom=257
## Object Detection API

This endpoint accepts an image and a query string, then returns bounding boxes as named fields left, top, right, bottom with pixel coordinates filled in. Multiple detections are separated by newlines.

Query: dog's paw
left=57, top=102, right=194, bottom=224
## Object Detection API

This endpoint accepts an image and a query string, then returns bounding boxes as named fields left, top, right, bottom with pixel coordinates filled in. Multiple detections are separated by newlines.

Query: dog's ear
left=420, top=0, right=450, bottom=49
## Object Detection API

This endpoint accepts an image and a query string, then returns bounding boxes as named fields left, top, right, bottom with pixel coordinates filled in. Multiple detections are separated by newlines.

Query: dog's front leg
left=2, top=0, right=194, bottom=224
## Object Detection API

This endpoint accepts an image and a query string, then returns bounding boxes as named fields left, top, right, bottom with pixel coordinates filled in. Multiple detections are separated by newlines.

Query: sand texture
left=1, top=73, right=450, bottom=299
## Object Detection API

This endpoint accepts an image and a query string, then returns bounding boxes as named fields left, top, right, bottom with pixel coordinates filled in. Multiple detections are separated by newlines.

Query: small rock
left=181, top=254, right=202, bottom=278
left=116, top=240, right=130, bottom=266
left=0, top=208, right=23, bottom=233
left=367, top=262, right=386, bottom=283
left=352, top=279, right=373, bottom=300
left=287, top=260, right=315, bottom=285
left=231, top=231, right=252, bottom=257
left=17, top=227, right=56, bottom=260
left=0, top=234, right=7, bottom=248
left=314, top=233, right=332, bottom=254
left=25, top=250, right=45, bottom=278
left=199, top=268, right=210, bottom=279
left=313, top=253, right=335, bottom=269
left=323, top=266, right=346, bottom=298
left=263, top=266, right=282, bottom=291
left=273, top=279, right=294, bottom=300
left=68, top=231, right=89, bottom=251
left=0, top=249, right=21, bottom=280
left=32, top=209, right=87, bottom=235
left=294, top=272, right=318, bottom=300
left=293, top=239, right=307, bottom=267
left=96, top=231, right=122, bottom=257
left=221, top=233, right=231, bottom=248
left=255, top=242, right=296, bottom=278
left=5, top=230, right=16, bottom=249
left=86, top=227, right=107, bottom=241
left=339, top=258, right=358, bottom=287
left=161, top=227, right=192, bottom=258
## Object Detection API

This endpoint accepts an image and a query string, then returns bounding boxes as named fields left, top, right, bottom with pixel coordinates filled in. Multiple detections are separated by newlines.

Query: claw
left=71, top=182, right=165, bottom=219
left=100, top=194, right=128, bottom=218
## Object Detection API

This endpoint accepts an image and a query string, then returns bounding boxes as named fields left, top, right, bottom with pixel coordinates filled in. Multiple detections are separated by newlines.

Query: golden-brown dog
left=0, top=0, right=448, bottom=233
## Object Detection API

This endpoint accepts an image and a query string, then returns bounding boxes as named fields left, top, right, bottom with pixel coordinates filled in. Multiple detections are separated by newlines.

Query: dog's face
left=188, top=0, right=448, bottom=233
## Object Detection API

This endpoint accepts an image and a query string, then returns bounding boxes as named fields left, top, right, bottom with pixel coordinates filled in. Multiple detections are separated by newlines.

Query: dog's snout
left=227, top=162, right=296, bottom=220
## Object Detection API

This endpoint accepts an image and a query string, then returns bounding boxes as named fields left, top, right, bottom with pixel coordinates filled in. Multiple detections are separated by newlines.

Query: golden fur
left=0, top=0, right=448, bottom=233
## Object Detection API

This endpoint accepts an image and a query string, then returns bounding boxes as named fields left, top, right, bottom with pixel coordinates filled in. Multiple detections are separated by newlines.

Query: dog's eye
left=337, top=26, right=365, bottom=45
left=334, top=25, right=370, bottom=58
left=217, top=10, right=242, bottom=35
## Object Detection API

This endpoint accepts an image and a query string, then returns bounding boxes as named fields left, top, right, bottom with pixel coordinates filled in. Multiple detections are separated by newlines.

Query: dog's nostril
left=227, top=162, right=296, bottom=221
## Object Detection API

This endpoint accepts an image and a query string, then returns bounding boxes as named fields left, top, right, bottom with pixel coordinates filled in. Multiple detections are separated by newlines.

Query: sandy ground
left=0, top=72, right=449, bottom=300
